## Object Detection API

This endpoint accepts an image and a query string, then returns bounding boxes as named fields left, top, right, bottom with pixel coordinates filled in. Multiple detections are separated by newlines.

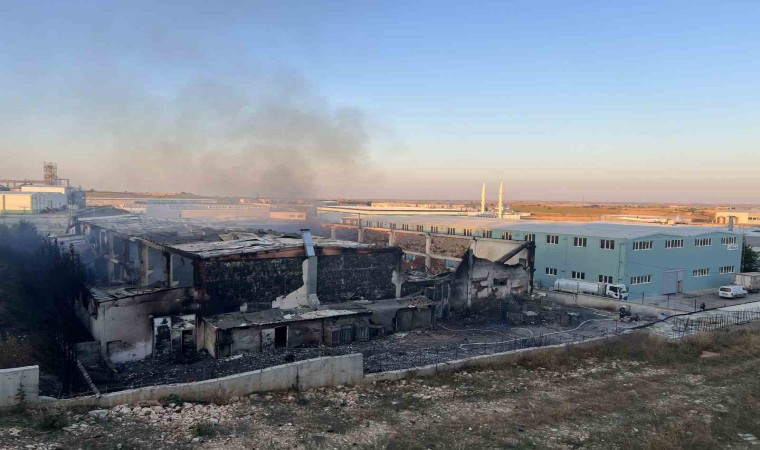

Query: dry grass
left=2, top=326, right=760, bottom=449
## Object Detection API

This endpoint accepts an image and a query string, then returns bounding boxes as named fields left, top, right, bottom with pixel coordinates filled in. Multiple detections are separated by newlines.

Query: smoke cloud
left=63, top=70, right=374, bottom=198
left=0, top=3, right=383, bottom=198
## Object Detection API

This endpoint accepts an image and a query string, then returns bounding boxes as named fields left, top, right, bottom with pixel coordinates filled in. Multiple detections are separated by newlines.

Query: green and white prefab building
left=488, top=222, right=742, bottom=299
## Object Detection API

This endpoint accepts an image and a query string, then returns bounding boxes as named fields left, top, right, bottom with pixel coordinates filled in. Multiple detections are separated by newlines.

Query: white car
left=719, top=285, right=748, bottom=299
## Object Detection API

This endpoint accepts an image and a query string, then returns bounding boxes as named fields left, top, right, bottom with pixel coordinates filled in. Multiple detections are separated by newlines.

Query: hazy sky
left=1, top=1, right=759, bottom=202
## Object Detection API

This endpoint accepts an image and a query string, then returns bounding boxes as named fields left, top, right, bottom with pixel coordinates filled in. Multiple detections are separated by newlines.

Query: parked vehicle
left=734, top=272, right=760, bottom=293
left=553, top=279, right=629, bottom=300
left=719, top=285, right=747, bottom=299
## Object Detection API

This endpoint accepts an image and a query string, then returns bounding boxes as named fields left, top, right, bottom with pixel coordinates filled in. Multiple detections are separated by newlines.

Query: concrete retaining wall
left=537, top=289, right=677, bottom=318
left=363, top=334, right=620, bottom=383
left=0, top=366, right=39, bottom=408
left=56, top=354, right=362, bottom=408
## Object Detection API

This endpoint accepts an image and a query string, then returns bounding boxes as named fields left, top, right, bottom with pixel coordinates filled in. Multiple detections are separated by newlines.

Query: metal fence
left=670, top=307, right=760, bottom=338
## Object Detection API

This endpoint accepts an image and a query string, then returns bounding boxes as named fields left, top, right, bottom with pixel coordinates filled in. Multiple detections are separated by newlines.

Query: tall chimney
left=481, top=182, right=486, bottom=214
left=498, top=181, right=504, bottom=219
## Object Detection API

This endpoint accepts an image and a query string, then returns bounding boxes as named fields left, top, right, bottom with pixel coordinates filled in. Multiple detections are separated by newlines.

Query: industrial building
left=326, top=216, right=742, bottom=299
left=715, top=209, right=760, bottom=226
left=68, top=214, right=410, bottom=362
left=0, top=191, right=67, bottom=214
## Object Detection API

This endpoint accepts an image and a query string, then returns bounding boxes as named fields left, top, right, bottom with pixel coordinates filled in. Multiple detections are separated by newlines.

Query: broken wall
left=334, top=227, right=359, bottom=241
left=78, top=287, right=197, bottom=363
left=363, top=229, right=390, bottom=246
left=316, top=250, right=401, bottom=302
left=450, top=254, right=530, bottom=312
left=430, top=235, right=470, bottom=258
left=402, top=254, right=427, bottom=271
left=394, top=233, right=426, bottom=253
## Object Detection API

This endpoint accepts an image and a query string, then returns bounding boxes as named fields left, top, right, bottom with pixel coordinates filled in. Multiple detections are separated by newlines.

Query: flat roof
left=89, top=286, right=183, bottom=303
left=205, top=308, right=368, bottom=329
left=78, top=214, right=315, bottom=244
left=168, top=235, right=375, bottom=259
left=349, top=215, right=739, bottom=239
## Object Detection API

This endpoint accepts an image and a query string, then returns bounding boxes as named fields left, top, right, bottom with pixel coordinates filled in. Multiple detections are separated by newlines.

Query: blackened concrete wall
left=363, top=229, right=390, bottom=246
left=316, top=251, right=401, bottom=302
left=395, top=233, right=426, bottom=253
left=430, top=235, right=470, bottom=258
left=202, top=259, right=304, bottom=312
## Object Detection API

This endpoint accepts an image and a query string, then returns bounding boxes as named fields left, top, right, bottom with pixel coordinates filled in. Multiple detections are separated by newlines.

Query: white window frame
left=598, top=275, right=614, bottom=284
left=524, top=233, right=535, bottom=242
left=463, top=228, right=472, bottom=237
left=571, top=271, right=585, bottom=280
left=546, top=235, right=559, bottom=245
left=633, top=240, right=653, bottom=251
left=719, top=266, right=735, bottom=274
left=721, top=236, right=737, bottom=245
left=447, top=227, right=456, bottom=235
left=694, top=238, right=712, bottom=247
left=545, top=267, right=557, bottom=276
left=573, top=237, right=587, bottom=247
left=630, top=275, right=652, bottom=285
left=501, top=231, right=512, bottom=240
left=600, top=239, right=615, bottom=250
left=692, top=268, right=709, bottom=277
left=665, top=239, right=684, bottom=249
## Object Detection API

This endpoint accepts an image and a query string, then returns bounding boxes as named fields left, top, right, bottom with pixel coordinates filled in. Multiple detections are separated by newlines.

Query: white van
left=719, top=285, right=748, bottom=299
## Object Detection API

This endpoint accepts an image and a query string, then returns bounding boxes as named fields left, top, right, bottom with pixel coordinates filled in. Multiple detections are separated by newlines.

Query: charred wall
left=334, top=227, right=359, bottom=241
left=450, top=253, right=530, bottom=312
left=394, top=233, right=426, bottom=253
left=430, top=235, right=470, bottom=258
left=202, top=258, right=304, bottom=313
left=316, top=250, right=401, bottom=302
left=363, top=229, right=390, bottom=246
left=403, top=254, right=427, bottom=271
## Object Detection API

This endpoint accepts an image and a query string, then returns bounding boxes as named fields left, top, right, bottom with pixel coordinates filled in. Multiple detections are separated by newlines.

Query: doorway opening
left=274, top=326, right=287, bottom=348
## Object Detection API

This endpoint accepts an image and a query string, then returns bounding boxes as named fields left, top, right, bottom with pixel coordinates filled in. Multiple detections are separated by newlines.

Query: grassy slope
left=2, top=326, right=759, bottom=449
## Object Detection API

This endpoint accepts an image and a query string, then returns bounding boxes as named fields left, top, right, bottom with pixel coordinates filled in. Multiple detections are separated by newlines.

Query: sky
left=1, top=0, right=759, bottom=202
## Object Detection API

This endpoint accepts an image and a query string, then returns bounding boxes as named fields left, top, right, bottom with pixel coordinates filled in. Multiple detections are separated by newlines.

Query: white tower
left=498, top=181, right=504, bottom=219
left=481, top=182, right=486, bottom=214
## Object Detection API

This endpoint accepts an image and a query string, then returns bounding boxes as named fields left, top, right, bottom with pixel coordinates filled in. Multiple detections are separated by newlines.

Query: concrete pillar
left=107, top=235, right=115, bottom=283
left=466, top=250, right=474, bottom=309
left=164, top=252, right=173, bottom=287
left=140, top=243, right=149, bottom=286
left=425, top=234, right=432, bottom=271
left=357, top=227, right=364, bottom=243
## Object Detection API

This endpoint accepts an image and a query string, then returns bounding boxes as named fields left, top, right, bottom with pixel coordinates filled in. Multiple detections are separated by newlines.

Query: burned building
left=198, top=297, right=436, bottom=358
left=198, top=309, right=372, bottom=357
left=69, top=215, right=406, bottom=362
left=165, top=233, right=403, bottom=313
left=76, top=286, right=198, bottom=363
left=322, top=215, right=535, bottom=314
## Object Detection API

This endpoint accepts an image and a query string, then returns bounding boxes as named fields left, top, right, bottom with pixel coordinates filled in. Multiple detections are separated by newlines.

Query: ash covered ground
left=103, top=307, right=639, bottom=393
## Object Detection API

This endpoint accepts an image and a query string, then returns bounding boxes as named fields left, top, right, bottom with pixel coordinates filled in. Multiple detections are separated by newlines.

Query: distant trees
left=742, top=242, right=760, bottom=273
left=0, top=222, right=88, bottom=380
left=0, top=222, right=87, bottom=327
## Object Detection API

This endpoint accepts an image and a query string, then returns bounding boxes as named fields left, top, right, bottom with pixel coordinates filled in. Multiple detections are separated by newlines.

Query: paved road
left=628, top=289, right=760, bottom=312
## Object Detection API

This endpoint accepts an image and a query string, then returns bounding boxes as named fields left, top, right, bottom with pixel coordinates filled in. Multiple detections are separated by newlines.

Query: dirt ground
left=3, top=324, right=760, bottom=450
